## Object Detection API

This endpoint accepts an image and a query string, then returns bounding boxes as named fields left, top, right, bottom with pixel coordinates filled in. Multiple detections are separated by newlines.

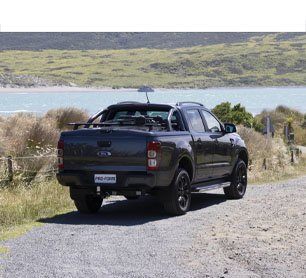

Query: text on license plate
left=94, top=174, right=116, bottom=184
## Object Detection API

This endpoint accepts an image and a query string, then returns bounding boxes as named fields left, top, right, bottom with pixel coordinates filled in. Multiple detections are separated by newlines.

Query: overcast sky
left=0, top=0, right=306, bottom=32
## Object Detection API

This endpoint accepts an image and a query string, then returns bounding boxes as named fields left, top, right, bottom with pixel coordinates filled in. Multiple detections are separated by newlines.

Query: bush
left=212, top=102, right=264, bottom=131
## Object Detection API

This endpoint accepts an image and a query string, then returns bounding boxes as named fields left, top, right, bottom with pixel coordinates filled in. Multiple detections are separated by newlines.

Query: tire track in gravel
left=1, top=177, right=306, bottom=278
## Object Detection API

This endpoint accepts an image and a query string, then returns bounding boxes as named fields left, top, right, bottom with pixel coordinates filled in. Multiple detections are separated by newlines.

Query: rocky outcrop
left=0, top=74, right=73, bottom=88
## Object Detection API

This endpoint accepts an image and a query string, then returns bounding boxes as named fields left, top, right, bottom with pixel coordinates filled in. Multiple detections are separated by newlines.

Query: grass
left=238, top=125, right=306, bottom=184
left=0, top=178, right=74, bottom=240
left=1, top=34, right=306, bottom=88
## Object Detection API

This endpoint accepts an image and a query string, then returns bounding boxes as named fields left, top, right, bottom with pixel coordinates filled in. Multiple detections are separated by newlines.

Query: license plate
left=94, top=174, right=116, bottom=184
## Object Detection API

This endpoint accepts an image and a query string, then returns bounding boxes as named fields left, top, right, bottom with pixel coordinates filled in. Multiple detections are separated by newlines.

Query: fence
left=0, top=154, right=57, bottom=183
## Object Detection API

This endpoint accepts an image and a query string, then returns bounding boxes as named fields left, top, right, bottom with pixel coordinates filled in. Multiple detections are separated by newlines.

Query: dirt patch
left=184, top=178, right=306, bottom=278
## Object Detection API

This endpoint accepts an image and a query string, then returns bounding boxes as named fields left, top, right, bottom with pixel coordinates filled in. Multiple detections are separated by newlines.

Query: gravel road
left=1, top=177, right=306, bottom=278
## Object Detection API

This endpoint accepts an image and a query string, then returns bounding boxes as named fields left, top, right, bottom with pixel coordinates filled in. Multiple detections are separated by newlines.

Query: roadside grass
left=238, top=126, right=306, bottom=184
left=0, top=178, right=74, bottom=243
left=1, top=33, right=306, bottom=88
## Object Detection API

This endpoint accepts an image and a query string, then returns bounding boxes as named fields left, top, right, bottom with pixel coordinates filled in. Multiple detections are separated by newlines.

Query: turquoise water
left=0, top=87, right=306, bottom=116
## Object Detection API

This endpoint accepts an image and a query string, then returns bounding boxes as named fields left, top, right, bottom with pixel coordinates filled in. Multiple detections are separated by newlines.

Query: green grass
left=0, top=179, right=74, bottom=240
left=1, top=33, right=306, bottom=88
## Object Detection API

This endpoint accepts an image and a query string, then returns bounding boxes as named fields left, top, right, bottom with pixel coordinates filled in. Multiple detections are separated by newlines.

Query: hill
left=0, top=32, right=271, bottom=50
left=1, top=33, right=306, bottom=88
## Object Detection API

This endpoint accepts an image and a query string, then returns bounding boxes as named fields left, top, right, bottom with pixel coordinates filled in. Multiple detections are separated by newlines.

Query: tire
left=74, top=195, right=103, bottom=213
left=224, top=159, right=247, bottom=199
left=124, top=195, right=140, bottom=200
left=163, top=168, right=191, bottom=215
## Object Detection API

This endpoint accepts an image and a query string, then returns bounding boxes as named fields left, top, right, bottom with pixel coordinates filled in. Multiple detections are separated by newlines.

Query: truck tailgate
left=62, top=129, right=147, bottom=172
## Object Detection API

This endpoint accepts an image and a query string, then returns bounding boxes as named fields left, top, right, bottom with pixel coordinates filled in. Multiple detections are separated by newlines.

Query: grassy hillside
left=1, top=33, right=306, bottom=88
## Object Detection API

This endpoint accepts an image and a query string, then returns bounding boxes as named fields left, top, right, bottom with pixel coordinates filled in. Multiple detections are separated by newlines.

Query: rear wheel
left=163, top=168, right=191, bottom=215
left=224, top=159, right=247, bottom=199
left=74, top=195, right=103, bottom=213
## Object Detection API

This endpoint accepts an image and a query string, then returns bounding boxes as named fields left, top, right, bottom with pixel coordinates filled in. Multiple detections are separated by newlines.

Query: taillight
left=147, top=141, right=161, bottom=170
left=57, top=140, right=64, bottom=169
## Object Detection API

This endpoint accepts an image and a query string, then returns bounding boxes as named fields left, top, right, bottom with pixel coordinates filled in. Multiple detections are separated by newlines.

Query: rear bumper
left=56, top=171, right=156, bottom=190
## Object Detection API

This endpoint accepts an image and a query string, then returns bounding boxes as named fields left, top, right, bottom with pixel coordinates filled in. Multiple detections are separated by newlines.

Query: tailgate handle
left=97, top=141, right=112, bottom=147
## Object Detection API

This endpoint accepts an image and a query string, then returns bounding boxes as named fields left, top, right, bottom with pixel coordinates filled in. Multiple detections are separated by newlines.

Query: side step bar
left=192, top=182, right=231, bottom=193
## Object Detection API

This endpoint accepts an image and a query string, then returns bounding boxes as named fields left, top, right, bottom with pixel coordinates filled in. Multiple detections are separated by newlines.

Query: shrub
left=212, top=102, right=264, bottom=131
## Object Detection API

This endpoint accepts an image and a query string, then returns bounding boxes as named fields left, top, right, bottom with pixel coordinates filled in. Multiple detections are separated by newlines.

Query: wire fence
left=0, top=154, right=57, bottom=183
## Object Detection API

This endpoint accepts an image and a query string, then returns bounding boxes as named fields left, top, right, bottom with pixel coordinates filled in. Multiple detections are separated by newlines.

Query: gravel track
left=1, top=177, right=306, bottom=278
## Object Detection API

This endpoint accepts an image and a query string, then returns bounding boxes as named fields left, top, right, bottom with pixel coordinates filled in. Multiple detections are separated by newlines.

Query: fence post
left=291, top=150, right=294, bottom=163
left=262, top=158, right=267, bottom=170
left=8, top=155, right=13, bottom=181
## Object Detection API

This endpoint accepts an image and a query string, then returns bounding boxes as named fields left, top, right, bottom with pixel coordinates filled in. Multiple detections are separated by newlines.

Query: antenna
left=145, top=90, right=150, bottom=103
left=138, top=85, right=154, bottom=103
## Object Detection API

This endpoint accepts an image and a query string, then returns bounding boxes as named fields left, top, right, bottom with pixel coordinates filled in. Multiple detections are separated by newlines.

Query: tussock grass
left=45, top=107, right=89, bottom=130
left=0, top=108, right=89, bottom=179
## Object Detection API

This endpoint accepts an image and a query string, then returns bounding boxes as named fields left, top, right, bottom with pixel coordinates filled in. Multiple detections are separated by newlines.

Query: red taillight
left=57, top=140, right=64, bottom=169
left=147, top=141, right=161, bottom=170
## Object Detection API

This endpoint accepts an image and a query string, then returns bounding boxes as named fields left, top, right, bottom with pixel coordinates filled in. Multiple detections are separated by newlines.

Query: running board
left=192, top=182, right=231, bottom=193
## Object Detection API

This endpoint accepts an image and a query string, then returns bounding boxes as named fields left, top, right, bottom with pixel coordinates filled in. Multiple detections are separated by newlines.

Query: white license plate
left=94, top=174, right=116, bottom=184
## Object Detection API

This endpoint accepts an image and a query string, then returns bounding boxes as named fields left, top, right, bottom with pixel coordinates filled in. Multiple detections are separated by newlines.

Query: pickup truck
left=56, top=101, right=248, bottom=215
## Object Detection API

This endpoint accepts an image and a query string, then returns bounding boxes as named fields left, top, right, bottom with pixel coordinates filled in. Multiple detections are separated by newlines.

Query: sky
left=0, top=0, right=306, bottom=32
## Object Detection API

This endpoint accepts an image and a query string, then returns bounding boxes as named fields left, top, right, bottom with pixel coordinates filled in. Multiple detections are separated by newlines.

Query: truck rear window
left=112, top=110, right=170, bottom=120
left=106, top=109, right=181, bottom=131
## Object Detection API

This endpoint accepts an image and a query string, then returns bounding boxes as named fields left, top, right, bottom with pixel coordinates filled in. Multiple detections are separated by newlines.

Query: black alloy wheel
left=236, top=162, right=247, bottom=195
left=164, top=168, right=191, bottom=215
left=177, top=172, right=190, bottom=211
left=224, top=159, right=247, bottom=199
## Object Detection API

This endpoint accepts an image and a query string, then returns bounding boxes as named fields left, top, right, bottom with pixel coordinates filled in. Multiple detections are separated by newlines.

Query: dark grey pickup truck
left=56, top=101, right=248, bottom=215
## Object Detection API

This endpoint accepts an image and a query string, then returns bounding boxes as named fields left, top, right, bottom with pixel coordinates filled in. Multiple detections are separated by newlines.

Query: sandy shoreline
left=0, top=86, right=141, bottom=93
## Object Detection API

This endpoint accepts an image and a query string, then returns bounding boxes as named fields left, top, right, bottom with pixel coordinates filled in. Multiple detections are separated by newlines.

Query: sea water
left=0, top=87, right=306, bottom=116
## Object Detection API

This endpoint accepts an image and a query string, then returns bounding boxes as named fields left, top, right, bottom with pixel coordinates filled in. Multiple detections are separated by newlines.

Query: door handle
left=197, top=138, right=202, bottom=143
left=230, top=138, right=235, bottom=146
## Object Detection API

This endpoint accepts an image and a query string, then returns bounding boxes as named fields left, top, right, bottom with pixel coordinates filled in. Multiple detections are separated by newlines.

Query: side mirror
left=224, top=123, right=237, bottom=133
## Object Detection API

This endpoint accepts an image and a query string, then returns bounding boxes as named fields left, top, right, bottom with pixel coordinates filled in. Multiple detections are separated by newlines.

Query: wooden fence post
left=291, top=150, right=294, bottom=163
left=262, top=158, right=267, bottom=170
left=8, top=156, right=13, bottom=181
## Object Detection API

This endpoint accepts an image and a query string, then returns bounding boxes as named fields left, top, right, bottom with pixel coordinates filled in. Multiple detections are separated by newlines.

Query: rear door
left=200, top=110, right=234, bottom=177
left=185, top=109, right=215, bottom=181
